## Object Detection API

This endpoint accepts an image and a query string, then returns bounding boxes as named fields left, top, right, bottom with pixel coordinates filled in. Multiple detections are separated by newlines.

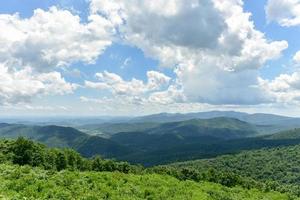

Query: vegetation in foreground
left=0, top=137, right=298, bottom=199
left=0, top=164, right=294, bottom=200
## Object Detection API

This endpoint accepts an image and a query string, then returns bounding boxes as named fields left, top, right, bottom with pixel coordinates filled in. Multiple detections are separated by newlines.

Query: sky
left=1, top=0, right=300, bottom=117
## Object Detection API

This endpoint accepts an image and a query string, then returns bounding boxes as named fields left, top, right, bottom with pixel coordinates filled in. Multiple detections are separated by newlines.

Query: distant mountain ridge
left=3, top=111, right=300, bottom=136
left=2, top=115, right=300, bottom=166
left=78, top=111, right=300, bottom=136
left=128, top=111, right=300, bottom=135
left=145, top=117, right=258, bottom=138
left=130, top=111, right=296, bottom=125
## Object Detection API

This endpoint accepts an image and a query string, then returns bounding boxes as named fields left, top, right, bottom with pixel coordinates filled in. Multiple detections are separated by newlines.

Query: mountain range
left=78, top=111, right=300, bottom=136
left=2, top=111, right=300, bottom=166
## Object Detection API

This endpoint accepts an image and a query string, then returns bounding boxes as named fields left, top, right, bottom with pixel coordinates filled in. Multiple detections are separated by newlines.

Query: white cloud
left=83, top=70, right=181, bottom=107
left=0, top=63, right=77, bottom=105
left=80, top=93, right=200, bottom=115
left=85, top=70, right=171, bottom=96
left=176, top=63, right=271, bottom=105
left=266, top=0, right=300, bottom=26
left=89, top=0, right=124, bottom=26
left=260, top=71, right=300, bottom=103
left=0, top=6, right=114, bottom=72
left=149, top=85, right=186, bottom=105
left=146, top=71, right=171, bottom=90
left=85, top=81, right=108, bottom=90
left=90, top=0, right=288, bottom=105
left=0, top=1, right=295, bottom=112
left=293, top=51, right=300, bottom=64
left=90, top=0, right=287, bottom=69
left=0, top=6, right=117, bottom=105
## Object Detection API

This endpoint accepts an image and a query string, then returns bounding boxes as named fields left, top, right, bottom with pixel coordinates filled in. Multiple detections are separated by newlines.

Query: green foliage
left=0, top=138, right=299, bottom=199
left=0, top=137, right=139, bottom=174
left=148, top=166, right=262, bottom=190
left=11, top=137, right=45, bottom=166
left=171, top=144, right=300, bottom=196
left=0, top=164, right=295, bottom=200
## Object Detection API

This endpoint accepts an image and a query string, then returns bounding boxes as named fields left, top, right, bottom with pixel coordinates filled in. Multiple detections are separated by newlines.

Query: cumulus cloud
left=266, top=0, right=300, bottom=26
left=91, top=0, right=287, bottom=69
left=0, top=63, right=77, bottom=105
left=0, top=6, right=117, bottom=105
left=260, top=71, right=300, bottom=103
left=85, top=70, right=171, bottom=96
left=146, top=71, right=171, bottom=90
left=148, top=85, right=186, bottom=105
left=0, top=6, right=114, bottom=72
left=83, top=70, right=183, bottom=107
left=0, top=0, right=294, bottom=110
left=89, top=0, right=288, bottom=105
left=176, top=63, right=271, bottom=105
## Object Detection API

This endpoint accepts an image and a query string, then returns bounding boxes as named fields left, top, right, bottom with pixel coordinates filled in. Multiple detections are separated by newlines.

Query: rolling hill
left=109, top=117, right=261, bottom=160
left=77, top=111, right=300, bottom=136
left=145, top=117, right=258, bottom=138
left=78, top=122, right=160, bottom=136
left=80, top=117, right=260, bottom=138
left=130, top=111, right=297, bottom=125
left=3, top=117, right=300, bottom=167
left=118, top=137, right=300, bottom=166
left=0, top=123, right=134, bottom=158
left=170, top=144, right=300, bottom=196
left=265, top=128, right=300, bottom=140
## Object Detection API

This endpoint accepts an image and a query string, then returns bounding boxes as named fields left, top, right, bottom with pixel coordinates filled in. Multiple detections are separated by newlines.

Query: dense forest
left=0, top=137, right=298, bottom=199
left=171, top=144, right=300, bottom=196
left=1, top=164, right=293, bottom=200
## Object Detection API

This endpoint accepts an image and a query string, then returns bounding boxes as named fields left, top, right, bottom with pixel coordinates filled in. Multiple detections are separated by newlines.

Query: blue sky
left=244, top=0, right=300, bottom=79
left=1, top=0, right=300, bottom=116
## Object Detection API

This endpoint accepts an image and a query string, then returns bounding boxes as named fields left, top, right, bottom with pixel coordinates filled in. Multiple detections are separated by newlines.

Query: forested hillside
left=130, top=111, right=300, bottom=132
left=1, top=164, right=293, bottom=200
left=0, top=123, right=135, bottom=158
left=171, top=144, right=300, bottom=196
left=265, top=128, right=300, bottom=140
left=3, top=120, right=300, bottom=167
left=0, top=138, right=297, bottom=199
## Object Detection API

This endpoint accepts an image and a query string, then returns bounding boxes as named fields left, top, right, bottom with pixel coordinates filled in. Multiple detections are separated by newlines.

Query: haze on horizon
left=1, top=0, right=300, bottom=117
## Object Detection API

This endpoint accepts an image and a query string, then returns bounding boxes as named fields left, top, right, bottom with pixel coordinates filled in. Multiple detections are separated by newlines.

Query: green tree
left=11, top=137, right=45, bottom=166
left=56, top=151, right=67, bottom=171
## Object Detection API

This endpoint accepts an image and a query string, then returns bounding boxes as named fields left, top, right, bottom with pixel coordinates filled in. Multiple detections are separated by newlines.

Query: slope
left=0, top=164, right=294, bottom=200
left=0, top=138, right=295, bottom=199
left=265, top=128, right=300, bottom=140
left=146, top=117, right=258, bottom=138
left=170, top=144, right=300, bottom=196
left=0, top=123, right=133, bottom=158
left=130, top=111, right=300, bottom=134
